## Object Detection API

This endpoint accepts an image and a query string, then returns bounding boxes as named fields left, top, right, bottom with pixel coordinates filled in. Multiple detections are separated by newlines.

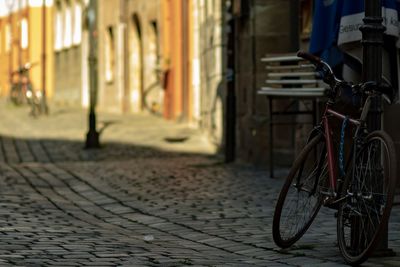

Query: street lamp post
left=5, top=0, right=14, bottom=92
left=41, top=0, right=49, bottom=114
left=361, top=0, right=384, bottom=96
left=225, top=0, right=236, bottom=163
left=360, top=0, right=393, bottom=255
left=85, top=0, right=100, bottom=148
left=17, top=0, right=22, bottom=71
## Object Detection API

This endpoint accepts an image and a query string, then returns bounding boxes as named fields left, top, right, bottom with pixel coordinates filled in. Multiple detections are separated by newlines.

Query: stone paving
left=0, top=101, right=399, bottom=266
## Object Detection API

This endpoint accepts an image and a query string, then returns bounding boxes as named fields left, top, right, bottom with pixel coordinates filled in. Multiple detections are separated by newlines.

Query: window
left=300, top=0, right=313, bottom=39
left=72, top=1, right=82, bottom=45
left=5, top=23, right=11, bottom=52
left=63, top=3, right=72, bottom=48
left=20, top=18, right=28, bottom=49
left=0, top=26, right=2, bottom=54
left=55, top=8, right=63, bottom=50
left=105, top=26, right=115, bottom=82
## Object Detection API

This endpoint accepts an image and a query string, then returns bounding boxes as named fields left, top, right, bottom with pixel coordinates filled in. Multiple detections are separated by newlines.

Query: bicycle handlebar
left=12, top=62, right=39, bottom=75
left=297, top=51, right=322, bottom=66
left=297, top=51, right=344, bottom=92
left=297, top=51, right=395, bottom=104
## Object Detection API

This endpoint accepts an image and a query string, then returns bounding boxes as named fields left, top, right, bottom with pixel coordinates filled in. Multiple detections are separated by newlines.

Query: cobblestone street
left=0, top=101, right=399, bottom=266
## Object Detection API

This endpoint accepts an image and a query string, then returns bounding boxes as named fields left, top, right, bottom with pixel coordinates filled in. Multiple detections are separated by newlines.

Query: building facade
left=52, top=0, right=227, bottom=150
left=53, top=0, right=86, bottom=106
left=158, top=0, right=226, bottom=148
left=97, top=1, right=162, bottom=114
left=0, top=0, right=54, bottom=100
left=55, top=0, right=166, bottom=115
left=190, top=0, right=226, bottom=147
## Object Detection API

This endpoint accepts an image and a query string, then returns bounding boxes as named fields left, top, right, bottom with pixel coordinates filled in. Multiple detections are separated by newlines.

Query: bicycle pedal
left=325, top=201, right=340, bottom=210
left=323, top=196, right=340, bottom=210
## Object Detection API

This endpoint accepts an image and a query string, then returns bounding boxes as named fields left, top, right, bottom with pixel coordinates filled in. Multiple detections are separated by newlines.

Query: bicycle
left=272, top=51, right=397, bottom=265
left=9, top=62, right=43, bottom=116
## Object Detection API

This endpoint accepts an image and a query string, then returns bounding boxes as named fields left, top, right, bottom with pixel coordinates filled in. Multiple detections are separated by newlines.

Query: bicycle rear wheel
left=10, top=84, right=23, bottom=105
left=337, top=131, right=397, bottom=265
left=273, top=133, right=329, bottom=248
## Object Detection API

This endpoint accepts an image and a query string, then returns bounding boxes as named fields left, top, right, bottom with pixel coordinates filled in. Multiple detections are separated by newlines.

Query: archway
left=128, top=14, right=143, bottom=113
left=143, top=21, right=163, bottom=115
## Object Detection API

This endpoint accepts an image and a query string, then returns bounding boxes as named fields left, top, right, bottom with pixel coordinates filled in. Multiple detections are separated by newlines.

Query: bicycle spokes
left=273, top=134, right=328, bottom=248
left=337, top=132, right=396, bottom=264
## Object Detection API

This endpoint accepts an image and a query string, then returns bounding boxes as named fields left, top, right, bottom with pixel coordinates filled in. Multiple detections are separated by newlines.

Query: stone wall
left=235, top=0, right=297, bottom=166
left=195, top=0, right=226, bottom=148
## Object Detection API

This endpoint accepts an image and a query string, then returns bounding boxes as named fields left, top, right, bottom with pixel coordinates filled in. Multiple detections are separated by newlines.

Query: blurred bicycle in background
left=10, top=62, right=43, bottom=117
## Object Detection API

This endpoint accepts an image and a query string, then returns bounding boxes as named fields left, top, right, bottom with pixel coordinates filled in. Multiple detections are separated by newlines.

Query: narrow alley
left=0, top=102, right=399, bottom=266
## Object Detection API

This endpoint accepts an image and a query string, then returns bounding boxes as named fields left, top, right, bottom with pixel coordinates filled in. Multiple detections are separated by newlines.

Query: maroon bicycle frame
left=321, top=97, right=371, bottom=194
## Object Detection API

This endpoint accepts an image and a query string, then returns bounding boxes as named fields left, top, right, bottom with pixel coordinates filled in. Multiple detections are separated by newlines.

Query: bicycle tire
left=28, top=91, right=41, bottom=117
left=10, top=84, right=23, bottom=105
left=273, top=133, right=329, bottom=248
left=337, top=130, right=397, bottom=265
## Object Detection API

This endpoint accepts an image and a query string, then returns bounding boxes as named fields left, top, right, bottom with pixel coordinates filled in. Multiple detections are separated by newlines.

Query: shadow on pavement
left=0, top=134, right=220, bottom=164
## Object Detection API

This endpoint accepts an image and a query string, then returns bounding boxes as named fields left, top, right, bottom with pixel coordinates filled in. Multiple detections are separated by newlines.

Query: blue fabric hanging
left=310, top=0, right=400, bottom=63
left=338, top=0, right=400, bottom=45
left=309, top=0, right=344, bottom=67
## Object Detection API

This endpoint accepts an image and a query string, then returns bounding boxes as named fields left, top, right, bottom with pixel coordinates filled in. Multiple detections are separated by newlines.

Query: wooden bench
left=258, top=54, right=328, bottom=178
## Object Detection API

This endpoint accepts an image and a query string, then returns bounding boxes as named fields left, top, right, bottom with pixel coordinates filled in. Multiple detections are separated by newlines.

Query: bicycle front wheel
left=337, top=131, right=397, bottom=265
left=273, top=133, right=328, bottom=248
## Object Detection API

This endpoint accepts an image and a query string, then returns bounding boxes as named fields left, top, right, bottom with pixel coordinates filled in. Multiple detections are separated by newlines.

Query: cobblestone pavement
left=0, top=101, right=399, bottom=266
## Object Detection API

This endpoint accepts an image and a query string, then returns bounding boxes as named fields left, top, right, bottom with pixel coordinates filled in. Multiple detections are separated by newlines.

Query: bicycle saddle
left=361, top=81, right=396, bottom=104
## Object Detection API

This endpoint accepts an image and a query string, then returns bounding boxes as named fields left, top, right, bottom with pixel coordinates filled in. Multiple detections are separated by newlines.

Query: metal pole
left=361, top=0, right=384, bottom=91
left=41, top=0, right=49, bottom=114
left=18, top=0, right=21, bottom=70
left=360, top=0, right=393, bottom=255
left=85, top=0, right=100, bottom=148
left=6, top=0, right=14, bottom=92
left=182, top=0, right=189, bottom=121
left=289, top=0, right=299, bottom=52
left=225, top=0, right=236, bottom=163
